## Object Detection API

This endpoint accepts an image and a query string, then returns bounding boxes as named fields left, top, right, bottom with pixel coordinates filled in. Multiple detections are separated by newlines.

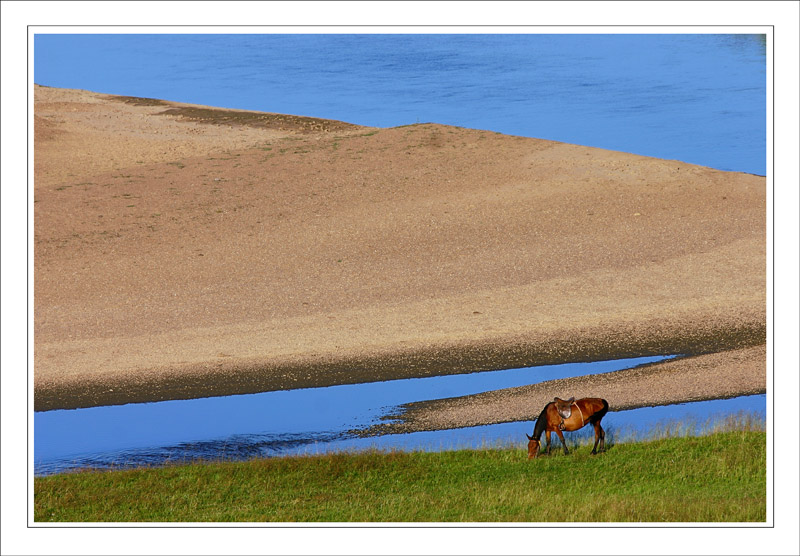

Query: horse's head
left=526, top=433, right=541, bottom=459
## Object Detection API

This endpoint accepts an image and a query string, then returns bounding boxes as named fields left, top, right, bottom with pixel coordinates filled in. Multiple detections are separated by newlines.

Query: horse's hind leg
left=545, top=430, right=553, bottom=455
left=591, top=422, right=601, bottom=454
left=591, top=422, right=606, bottom=454
left=554, top=428, right=569, bottom=455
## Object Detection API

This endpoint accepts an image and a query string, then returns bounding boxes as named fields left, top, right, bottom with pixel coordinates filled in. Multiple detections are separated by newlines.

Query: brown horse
left=526, top=397, right=609, bottom=459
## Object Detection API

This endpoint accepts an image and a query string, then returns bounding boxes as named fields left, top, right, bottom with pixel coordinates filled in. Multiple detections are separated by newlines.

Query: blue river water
left=33, top=33, right=766, bottom=175
left=33, top=355, right=766, bottom=476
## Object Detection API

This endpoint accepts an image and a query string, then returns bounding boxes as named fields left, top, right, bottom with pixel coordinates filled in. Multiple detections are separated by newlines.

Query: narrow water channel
left=33, top=355, right=765, bottom=476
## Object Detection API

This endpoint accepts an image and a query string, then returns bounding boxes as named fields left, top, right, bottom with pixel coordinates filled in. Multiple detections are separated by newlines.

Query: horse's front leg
left=554, top=428, right=569, bottom=455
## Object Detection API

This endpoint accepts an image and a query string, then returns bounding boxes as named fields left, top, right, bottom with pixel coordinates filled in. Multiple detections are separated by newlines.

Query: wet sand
left=34, top=85, right=766, bottom=413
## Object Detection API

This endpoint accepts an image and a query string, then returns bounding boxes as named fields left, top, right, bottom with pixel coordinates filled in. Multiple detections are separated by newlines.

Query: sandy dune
left=33, top=85, right=766, bottom=412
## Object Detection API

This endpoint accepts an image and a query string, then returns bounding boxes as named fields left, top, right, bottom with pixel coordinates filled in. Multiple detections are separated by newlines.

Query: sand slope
left=33, top=85, right=766, bottom=411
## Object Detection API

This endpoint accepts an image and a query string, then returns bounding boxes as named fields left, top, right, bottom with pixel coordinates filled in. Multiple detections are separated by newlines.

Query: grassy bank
left=35, top=430, right=765, bottom=522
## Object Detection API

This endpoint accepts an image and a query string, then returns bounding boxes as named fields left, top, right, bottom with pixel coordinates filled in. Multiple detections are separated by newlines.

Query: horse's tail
left=589, top=398, right=609, bottom=424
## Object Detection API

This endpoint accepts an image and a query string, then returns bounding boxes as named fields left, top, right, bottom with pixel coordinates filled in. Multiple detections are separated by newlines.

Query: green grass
left=34, top=430, right=765, bottom=523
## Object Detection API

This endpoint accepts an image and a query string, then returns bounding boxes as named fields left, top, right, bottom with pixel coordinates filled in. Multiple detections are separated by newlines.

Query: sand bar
left=34, top=86, right=766, bottom=412
left=363, top=345, right=766, bottom=436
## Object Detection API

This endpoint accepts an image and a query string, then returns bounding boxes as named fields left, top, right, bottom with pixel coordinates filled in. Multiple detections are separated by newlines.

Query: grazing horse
left=526, top=397, right=609, bottom=459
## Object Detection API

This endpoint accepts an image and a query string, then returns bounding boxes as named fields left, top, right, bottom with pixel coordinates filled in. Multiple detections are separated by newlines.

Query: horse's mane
left=531, top=402, right=552, bottom=440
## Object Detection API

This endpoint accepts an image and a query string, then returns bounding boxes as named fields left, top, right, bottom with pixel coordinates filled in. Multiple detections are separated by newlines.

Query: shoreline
left=34, top=86, right=766, bottom=414
left=35, top=316, right=764, bottom=412
left=361, top=345, right=766, bottom=436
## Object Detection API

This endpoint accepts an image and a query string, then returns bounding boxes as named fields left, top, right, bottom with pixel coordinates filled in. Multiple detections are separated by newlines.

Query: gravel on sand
left=34, top=86, right=766, bottom=415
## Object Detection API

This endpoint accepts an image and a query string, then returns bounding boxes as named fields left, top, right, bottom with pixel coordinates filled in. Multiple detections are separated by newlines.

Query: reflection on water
left=33, top=433, right=343, bottom=477
left=33, top=355, right=765, bottom=476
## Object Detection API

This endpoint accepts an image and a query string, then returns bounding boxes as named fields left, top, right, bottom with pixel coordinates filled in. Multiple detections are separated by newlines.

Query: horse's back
left=584, top=398, right=609, bottom=422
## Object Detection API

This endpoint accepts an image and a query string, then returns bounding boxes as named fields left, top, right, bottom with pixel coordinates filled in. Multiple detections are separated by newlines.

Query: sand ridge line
left=34, top=86, right=766, bottom=410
